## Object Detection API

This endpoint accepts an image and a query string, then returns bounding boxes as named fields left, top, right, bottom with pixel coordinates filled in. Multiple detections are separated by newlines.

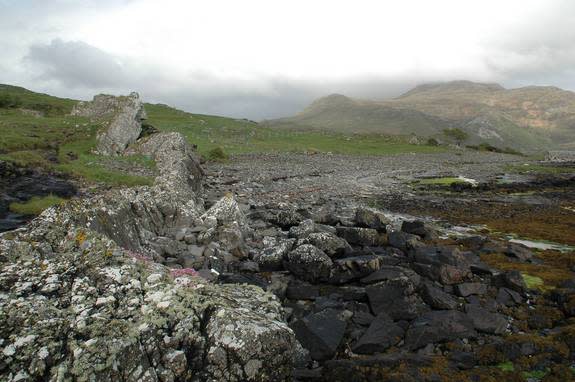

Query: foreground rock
left=0, top=226, right=295, bottom=381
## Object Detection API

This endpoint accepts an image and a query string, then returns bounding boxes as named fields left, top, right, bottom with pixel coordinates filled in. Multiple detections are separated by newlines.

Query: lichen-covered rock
left=135, top=132, right=204, bottom=195
left=0, top=225, right=295, bottom=381
left=355, top=207, right=390, bottom=232
left=298, top=232, right=351, bottom=258
left=197, top=195, right=250, bottom=255
left=72, top=92, right=146, bottom=155
left=284, top=244, right=333, bottom=283
left=256, top=237, right=296, bottom=271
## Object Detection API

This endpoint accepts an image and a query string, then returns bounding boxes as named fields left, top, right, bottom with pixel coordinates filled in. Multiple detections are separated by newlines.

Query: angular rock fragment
left=256, top=238, right=295, bottom=271
left=299, top=232, right=352, bottom=258
left=465, top=305, right=508, bottom=334
left=401, top=220, right=437, bottom=240
left=72, top=92, right=146, bottom=155
left=330, top=255, right=383, bottom=284
left=355, top=207, right=390, bottom=232
left=420, top=283, right=459, bottom=310
left=387, top=231, right=420, bottom=252
left=405, top=311, right=477, bottom=350
left=290, top=309, right=347, bottom=361
left=284, top=244, right=333, bottom=283
left=455, top=282, right=488, bottom=297
left=336, top=226, right=386, bottom=247
left=352, top=313, right=404, bottom=354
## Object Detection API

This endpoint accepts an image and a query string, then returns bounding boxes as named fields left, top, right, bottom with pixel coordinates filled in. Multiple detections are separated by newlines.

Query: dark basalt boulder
left=492, top=270, right=527, bottom=293
left=286, top=281, right=320, bottom=301
left=360, top=265, right=421, bottom=286
left=352, top=313, right=405, bottom=354
left=401, top=220, right=437, bottom=240
left=504, top=242, right=534, bottom=262
left=404, top=310, right=477, bottom=350
left=290, top=309, right=347, bottom=361
left=329, top=255, right=383, bottom=284
left=465, top=305, right=508, bottom=334
left=496, top=287, right=524, bottom=307
left=387, top=231, right=421, bottom=252
left=455, top=282, right=488, bottom=297
left=420, top=282, right=459, bottom=310
left=366, top=279, right=427, bottom=320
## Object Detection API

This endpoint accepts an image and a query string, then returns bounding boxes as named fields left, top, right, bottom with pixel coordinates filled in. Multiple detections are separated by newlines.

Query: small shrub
left=29, top=103, right=66, bottom=116
left=426, top=138, right=440, bottom=146
left=443, top=128, right=469, bottom=143
left=206, top=146, right=228, bottom=162
left=139, top=122, right=159, bottom=138
left=0, top=94, right=23, bottom=108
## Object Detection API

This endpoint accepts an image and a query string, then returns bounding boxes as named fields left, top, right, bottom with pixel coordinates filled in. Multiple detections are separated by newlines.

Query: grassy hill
left=0, top=84, right=446, bottom=187
left=266, top=80, right=575, bottom=152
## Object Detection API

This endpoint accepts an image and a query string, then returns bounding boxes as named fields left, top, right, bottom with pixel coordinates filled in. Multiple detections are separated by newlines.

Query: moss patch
left=9, top=195, right=66, bottom=215
left=480, top=252, right=573, bottom=288
left=416, top=177, right=468, bottom=186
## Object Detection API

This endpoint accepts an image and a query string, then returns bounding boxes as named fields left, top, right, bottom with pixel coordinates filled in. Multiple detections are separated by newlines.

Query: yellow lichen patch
left=75, top=230, right=87, bottom=247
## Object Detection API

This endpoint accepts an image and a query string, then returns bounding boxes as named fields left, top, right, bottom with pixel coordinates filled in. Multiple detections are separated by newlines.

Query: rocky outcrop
left=0, top=95, right=297, bottom=381
left=0, top=223, right=295, bottom=381
left=546, top=150, right=575, bottom=162
left=72, top=93, right=147, bottom=155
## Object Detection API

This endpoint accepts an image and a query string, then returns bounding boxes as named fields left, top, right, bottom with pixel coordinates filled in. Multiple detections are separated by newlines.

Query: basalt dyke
left=2, top=95, right=575, bottom=382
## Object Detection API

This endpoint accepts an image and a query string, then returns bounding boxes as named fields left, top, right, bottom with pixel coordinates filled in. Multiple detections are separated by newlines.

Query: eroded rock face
left=72, top=92, right=146, bottom=155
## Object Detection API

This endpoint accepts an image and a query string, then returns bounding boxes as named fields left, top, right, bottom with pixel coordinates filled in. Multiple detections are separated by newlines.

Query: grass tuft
left=9, top=195, right=66, bottom=215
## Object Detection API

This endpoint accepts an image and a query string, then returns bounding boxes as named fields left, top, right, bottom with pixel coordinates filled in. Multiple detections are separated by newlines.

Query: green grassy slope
left=145, top=103, right=447, bottom=156
left=0, top=85, right=447, bottom=187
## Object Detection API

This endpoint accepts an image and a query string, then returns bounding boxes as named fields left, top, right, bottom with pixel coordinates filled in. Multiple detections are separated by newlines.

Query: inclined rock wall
left=72, top=92, right=147, bottom=155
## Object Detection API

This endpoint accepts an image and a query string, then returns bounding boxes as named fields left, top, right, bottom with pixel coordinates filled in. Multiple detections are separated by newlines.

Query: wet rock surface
left=0, top=160, right=77, bottom=232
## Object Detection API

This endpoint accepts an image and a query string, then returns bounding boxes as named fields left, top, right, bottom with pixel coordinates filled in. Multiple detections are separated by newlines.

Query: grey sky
left=1, top=0, right=575, bottom=119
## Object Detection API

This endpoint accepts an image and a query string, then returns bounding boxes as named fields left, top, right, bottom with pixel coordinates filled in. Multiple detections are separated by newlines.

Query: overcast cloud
left=1, top=0, right=575, bottom=119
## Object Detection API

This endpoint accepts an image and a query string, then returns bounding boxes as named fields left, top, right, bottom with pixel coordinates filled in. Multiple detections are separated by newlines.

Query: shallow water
left=508, top=238, right=574, bottom=253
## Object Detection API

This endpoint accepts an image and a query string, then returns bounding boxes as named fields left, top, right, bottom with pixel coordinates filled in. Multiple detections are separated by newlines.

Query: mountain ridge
left=267, top=80, right=575, bottom=151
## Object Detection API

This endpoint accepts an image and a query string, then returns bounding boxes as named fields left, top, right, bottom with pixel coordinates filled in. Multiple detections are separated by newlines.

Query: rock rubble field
left=1, top=94, right=574, bottom=381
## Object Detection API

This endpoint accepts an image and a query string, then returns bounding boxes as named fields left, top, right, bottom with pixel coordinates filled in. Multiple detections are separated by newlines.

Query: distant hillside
left=266, top=80, right=575, bottom=151
left=0, top=84, right=446, bottom=187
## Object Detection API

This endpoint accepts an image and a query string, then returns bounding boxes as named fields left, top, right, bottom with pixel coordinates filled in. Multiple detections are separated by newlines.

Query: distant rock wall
left=546, top=150, right=575, bottom=162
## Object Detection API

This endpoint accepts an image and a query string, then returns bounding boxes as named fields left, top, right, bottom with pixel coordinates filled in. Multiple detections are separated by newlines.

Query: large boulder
left=284, top=245, right=333, bottom=283
left=352, top=313, right=404, bottom=354
left=299, top=232, right=352, bottom=258
left=366, top=279, right=426, bottom=320
left=0, top=226, right=296, bottom=381
left=73, top=92, right=147, bottom=156
left=355, top=207, right=390, bottom=232
left=404, top=311, right=477, bottom=350
left=290, top=309, right=346, bottom=361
